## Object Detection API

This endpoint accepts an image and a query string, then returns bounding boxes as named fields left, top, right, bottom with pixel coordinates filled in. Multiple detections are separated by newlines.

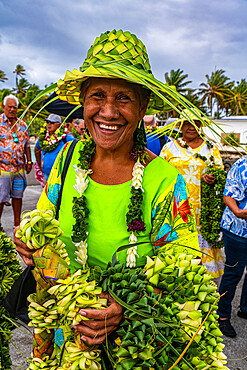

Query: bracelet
left=27, top=161, right=32, bottom=165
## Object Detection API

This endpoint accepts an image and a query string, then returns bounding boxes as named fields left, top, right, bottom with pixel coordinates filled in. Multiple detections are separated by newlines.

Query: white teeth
left=99, top=123, right=118, bottom=131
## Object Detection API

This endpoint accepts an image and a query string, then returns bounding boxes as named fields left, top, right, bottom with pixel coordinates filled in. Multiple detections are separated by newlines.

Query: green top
left=38, top=140, right=200, bottom=272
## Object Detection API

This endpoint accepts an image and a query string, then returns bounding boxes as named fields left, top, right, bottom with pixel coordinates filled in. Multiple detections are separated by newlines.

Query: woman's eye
left=90, top=92, right=104, bottom=99
left=118, top=94, right=131, bottom=101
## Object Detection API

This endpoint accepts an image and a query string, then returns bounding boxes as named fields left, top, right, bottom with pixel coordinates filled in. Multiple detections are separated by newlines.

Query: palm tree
left=0, top=70, right=8, bottom=83
left=13, top=64, right=26, bottom=89
left=18, top=83, right=47, bottom=120
left=224, top=79, right=247, bottom=115
left=164, top=69, right=193, bottom=118
left=164, top=69, right=193, bottom=95
left=183, top=90, right=207, bottom=113
left=198, top=69, right=231, bottom=116
left=15, top=77, right=30, bottom=97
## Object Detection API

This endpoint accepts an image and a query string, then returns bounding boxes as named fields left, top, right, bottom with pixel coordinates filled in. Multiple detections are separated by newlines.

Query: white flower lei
left=73, top=161, right=145, bottom=269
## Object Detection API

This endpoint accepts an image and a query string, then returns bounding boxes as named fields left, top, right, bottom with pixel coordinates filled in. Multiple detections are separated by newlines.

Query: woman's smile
left=97, top=122, right=123, bottom=132
left=81, top=78, right=148, bottom=152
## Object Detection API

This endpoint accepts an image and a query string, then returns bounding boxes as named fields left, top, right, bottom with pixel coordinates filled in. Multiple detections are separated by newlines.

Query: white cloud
left=0, top=0, right=247, bottom=91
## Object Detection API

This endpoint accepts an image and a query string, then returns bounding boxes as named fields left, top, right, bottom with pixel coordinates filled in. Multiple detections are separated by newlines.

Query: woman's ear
left=139, top=97, right=150, bottom=121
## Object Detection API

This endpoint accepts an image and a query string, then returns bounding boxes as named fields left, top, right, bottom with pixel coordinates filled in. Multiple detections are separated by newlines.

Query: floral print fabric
left=160, top=140, right=224, bottom=278
left=37, top=141, right=200, bottom=271
left=0, top=114, right=30, bottom=173
left=221, top=156, right=247, bottom=238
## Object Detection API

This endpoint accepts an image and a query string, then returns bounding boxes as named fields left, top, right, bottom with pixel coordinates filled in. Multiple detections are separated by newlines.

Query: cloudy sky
left=1, top=0, right=247, bottom=91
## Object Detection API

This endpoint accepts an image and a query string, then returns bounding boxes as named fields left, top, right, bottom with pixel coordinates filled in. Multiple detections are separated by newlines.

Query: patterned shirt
left=160, top=140, right=223, bottom=228
left=0, top=114, right=30, bottom=172
left=221, top=156, right=247, bottom=238
left=37, top=141, right=200, bottom=272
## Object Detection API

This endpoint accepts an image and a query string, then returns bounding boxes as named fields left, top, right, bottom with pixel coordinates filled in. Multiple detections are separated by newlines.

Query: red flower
left=173, top=196, right=193, bottom=224
left=178, top=198, right=193, bottom=223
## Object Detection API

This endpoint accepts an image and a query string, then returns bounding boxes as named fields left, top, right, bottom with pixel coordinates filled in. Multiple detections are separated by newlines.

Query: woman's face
left=81, top=78, right=148, bottom=152
left=181, top=121, right=201, bottom=141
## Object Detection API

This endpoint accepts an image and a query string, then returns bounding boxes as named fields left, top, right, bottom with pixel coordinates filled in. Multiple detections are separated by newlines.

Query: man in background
left=144, top=115, right=170, bottom=156
left=73, top=118, right=86, bottom=139
left=35, top=114, right=73, bottom=184
left=0, top=94, right=32, bottom=227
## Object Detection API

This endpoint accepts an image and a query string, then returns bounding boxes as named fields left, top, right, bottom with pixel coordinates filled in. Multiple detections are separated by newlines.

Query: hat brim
left=174, top=116, right=207, bottom=128
left=56, top=61, right=193, bottom=116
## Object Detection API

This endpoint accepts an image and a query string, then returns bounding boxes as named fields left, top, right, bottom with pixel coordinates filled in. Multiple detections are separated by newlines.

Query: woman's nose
left=99, top=99, right=119, bottom=119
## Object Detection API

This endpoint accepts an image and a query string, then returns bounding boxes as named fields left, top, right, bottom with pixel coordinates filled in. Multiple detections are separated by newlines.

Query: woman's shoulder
left=162, top=139, right=177, bottom=149
left=144, top=156, right=180, bottom=183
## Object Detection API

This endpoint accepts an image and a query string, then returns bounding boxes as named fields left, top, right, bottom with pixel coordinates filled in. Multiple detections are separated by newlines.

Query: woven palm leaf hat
left=56, top=29, right=203, bottom=120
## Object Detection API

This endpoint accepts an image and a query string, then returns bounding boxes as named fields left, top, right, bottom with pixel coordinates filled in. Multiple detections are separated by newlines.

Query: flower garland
left=72, top=128, right=148, bottom=269
left=39, top=124, right=68, bottom=152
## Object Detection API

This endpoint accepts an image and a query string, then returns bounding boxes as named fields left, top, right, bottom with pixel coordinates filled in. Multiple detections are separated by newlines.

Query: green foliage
left=224, top=79, right=247, bottom=115
left=0, top=70, right=8, bottom=83
left=199, top=69, right=233, bottom=116
left=164, top=69, right=192, bottom=95
left=223, top=132, right=240, bottom=147
left=200, top=167, right=226, bottom=248
left=26, top=117, right=44, bottom=137
left=0, top=228, right=22, bottom=369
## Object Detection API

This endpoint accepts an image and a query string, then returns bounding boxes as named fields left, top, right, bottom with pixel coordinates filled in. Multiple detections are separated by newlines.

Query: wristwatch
left=27, top=161, right=32, bottom=165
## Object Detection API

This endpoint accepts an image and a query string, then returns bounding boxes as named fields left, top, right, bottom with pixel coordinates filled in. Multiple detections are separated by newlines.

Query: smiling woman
left=12, top=30, right=228, bottom=370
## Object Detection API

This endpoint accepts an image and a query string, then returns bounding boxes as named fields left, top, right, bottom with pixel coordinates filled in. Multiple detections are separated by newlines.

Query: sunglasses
left=80, top=128, right=86, bottom=132
left=46, top=121, right=58, bottom=125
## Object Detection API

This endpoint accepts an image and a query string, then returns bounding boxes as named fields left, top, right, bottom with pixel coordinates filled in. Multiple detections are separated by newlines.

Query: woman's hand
left=202, top=173, right=215, bottom=184
left=72, top=293, right=123, bottom=345
left=13, top=226, right=34, bottom=266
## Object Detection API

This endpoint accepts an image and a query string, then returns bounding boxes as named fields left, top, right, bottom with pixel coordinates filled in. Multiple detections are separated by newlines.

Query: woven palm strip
left=56, top=29, right=196, bottom=116
left=32, top=245, right=69, bottom=359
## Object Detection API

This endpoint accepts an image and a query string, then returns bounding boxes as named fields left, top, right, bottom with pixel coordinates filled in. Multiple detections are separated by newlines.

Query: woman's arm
left=223, top=195, right=247, bottom=220
left=34, top=146, right=42, bottom=168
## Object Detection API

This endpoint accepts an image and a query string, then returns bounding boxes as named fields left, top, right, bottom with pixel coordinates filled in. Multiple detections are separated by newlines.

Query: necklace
left=39, top=124, right=68, bottom=152
left=72, top=127, right=82, bottom=140
left=71, top=129, right=147, bottom=269
left=178, top=138, right=215, bottom=166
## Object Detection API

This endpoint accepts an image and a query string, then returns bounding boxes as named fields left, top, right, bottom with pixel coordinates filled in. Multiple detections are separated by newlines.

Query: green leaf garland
left=200, top=167, right=226, bottom=248
left=0, top=227, right=22, bottom=369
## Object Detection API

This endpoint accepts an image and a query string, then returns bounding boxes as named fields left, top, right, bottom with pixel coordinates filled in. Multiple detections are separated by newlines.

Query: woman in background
left=160, top=109, right=224, bottom=278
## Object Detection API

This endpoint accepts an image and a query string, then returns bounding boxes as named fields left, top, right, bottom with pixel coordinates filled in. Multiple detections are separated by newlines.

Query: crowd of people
left=0, top=29, right=247, bottom=369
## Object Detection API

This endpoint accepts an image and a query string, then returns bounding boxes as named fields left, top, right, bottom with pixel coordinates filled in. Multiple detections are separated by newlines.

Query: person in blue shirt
left=144, top=115, right=170, bottom=155
left=218, top=156, right=247, bottom=338
left=35, top=114, right=74, bottom=183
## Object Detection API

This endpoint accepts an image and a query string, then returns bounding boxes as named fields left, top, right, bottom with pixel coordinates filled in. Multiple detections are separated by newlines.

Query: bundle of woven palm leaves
left=0, top=225, right=22, bottom=369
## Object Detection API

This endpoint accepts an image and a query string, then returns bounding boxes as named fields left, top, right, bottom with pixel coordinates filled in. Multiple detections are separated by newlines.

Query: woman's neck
left=90, top=145, right=136, bottom=185
left=182, top=136, right=204, bottom=149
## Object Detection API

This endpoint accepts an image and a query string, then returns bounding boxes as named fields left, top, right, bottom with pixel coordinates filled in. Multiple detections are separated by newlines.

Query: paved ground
left=1, top=185, right=247, bottom=370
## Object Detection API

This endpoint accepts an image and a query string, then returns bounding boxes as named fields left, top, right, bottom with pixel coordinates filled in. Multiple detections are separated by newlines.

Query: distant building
left=203, top=116, right=247, bottom=145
